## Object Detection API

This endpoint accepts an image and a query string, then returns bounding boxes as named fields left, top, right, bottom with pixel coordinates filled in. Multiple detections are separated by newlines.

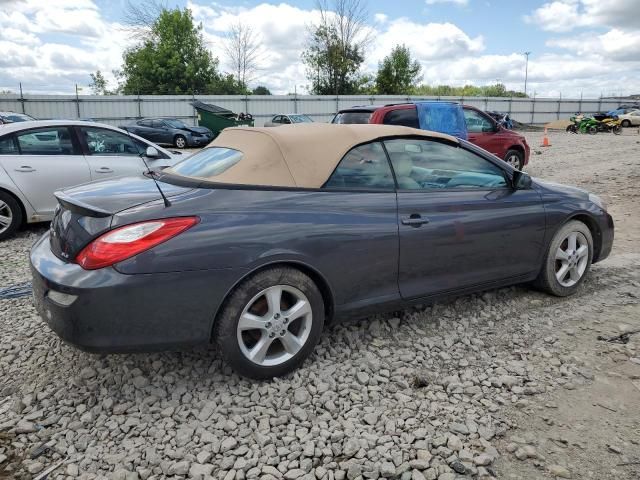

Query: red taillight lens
left=76, top=217, right=199, bottom=270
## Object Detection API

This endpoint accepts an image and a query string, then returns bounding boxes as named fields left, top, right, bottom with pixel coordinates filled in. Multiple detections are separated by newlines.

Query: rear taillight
left=76, top=217, right=199, bottom=270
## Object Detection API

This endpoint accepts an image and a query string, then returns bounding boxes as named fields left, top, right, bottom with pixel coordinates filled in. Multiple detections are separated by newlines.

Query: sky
left=0, top=0, right=639, bottom=98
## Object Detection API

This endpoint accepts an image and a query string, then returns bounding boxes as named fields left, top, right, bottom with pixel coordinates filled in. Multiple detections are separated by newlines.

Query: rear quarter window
left=383, top=108, right=419, bottom=128
left=167, top=147, right=243, bottom=179
left=332, top=111, right=373, bottom=124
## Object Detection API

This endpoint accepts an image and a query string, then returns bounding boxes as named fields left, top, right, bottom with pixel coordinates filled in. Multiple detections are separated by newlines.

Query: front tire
left=504, top=149, right=524, bottom=170
left=0, top=191, right=22, bottom=241
left=174, top=135, right=187, bottom=149
left=621, top=119, right=631, bottom=128
left=534, top=220, right=593, bottom=297
left=214, top=267, right=325, bottom=379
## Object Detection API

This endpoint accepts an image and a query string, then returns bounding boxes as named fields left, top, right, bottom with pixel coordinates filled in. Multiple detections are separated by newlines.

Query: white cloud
left=525, top=0, right=640, bottom=32
left=0, top=0, right=638, bottom=98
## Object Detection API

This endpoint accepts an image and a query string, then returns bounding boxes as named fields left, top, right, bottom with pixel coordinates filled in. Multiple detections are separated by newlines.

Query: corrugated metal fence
left=0, top=94, right=629, bottom=127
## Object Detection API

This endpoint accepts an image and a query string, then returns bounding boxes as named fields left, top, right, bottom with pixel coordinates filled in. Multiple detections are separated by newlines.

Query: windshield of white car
left=289, top=115, right=313, bottom=123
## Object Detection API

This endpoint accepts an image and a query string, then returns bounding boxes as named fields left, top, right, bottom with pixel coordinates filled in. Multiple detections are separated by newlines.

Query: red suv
left=331, top=103, right=530, bottom=170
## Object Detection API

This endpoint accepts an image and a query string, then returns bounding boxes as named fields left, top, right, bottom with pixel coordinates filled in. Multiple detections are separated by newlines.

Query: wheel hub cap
left=236, top=285, right=312, bottom=367
left=554, top=231, right=589, bottom=287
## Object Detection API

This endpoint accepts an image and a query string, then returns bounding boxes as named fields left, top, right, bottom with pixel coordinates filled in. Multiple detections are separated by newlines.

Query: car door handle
left=14, top=166, right=36, bottom=172
left=95, top=167, right=114, bottom=173
left=401, top=214, right=430, bottom=226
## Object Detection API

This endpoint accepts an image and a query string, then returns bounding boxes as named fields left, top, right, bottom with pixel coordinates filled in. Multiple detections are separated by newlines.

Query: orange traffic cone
left=541, top=128, right=551, bottom=147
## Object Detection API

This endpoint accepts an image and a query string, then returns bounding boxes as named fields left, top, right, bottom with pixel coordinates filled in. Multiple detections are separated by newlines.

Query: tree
left=122, top=0, right=167, bottom=41
left=121, top=8, right=220, bottom=94
left=302, top=0, right=371, bottom=95
left=89, top=70, right=109, bottom=95
left=223, top=22, right=262, bottom=89
left=375, top=45, right=422, bottom=95
left=252, top=85, right=271, bottom=95
left=413, top=83, right=527, bottom=97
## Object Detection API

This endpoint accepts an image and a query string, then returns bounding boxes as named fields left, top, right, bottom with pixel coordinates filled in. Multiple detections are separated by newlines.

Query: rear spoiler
left=54, top=191, right=112, bottom=218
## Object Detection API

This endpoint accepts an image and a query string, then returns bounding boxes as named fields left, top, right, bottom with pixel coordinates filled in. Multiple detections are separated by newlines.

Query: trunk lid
left=49, top=175, right=193, bottom=262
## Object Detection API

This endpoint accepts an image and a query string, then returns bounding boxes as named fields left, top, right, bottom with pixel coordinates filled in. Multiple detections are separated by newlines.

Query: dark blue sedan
left=31, top=124, right=613, bottom=379
left=120, top=117, right=213, bottom=148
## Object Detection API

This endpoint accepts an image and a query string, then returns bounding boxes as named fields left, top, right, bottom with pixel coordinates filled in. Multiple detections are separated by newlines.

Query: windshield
left=166, top=147, right=243, bottom=179
left=331, top=111, right=372, bottom=124
left=165, top=119, right=188, bottom=129
left=1, top=113, right=36, bottom=122
left=289, top=115, right=313, bottom=123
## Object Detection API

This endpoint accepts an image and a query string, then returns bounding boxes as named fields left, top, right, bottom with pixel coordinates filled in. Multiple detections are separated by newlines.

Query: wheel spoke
left=569, top=266, right=581, bottom=282
left=556, top=263, right=569, bottom=282
left=576, top=245, right=588, bottom=259
left=0, top=215, right=10, bottom=227
left=555, top=248, right=569, bottom=261
left=567, top=232, right=577, bottom=252
left=0, top=200, right=7, bottom=210
left=265, top=287, right=282, bottom=316
left=248, top=334, right=274, bottom=363
left=282, top=300, right=311, bottom=322
left=238, top=312, right=267, bottom=331
left=280, top=331, right=303, bottom=355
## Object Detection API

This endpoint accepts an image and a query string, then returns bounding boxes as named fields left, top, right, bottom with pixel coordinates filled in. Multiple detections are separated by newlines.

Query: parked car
left=606, top=105, right=639, bottom=117
left=617, top=109, right=640, bottom=127
left=120, top=118, right=213, bottom=148
left=0, top=111, right=36, bottom=124
left=264, top=114, right=314, bottom=127
left=30, top=123, right=613, bottom=379
left=331, top=103, right=530, bottom=170
left=0, top=120, right=183, bottom=240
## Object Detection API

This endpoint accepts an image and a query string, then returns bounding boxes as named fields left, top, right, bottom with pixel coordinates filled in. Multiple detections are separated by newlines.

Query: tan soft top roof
left=197, top=123, right=458, bottom=188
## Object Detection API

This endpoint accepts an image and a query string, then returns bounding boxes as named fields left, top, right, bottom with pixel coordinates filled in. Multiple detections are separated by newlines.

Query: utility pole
left=523, top=52, right=531, bottom=96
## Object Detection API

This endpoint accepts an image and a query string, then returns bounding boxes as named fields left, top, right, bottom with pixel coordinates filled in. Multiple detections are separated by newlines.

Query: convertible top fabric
left=199, top=123, right=458, bottom=188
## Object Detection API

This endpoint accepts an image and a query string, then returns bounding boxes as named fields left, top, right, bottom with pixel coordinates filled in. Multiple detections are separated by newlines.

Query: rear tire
left=612, top=125, right=622, bottom=135
left=504, top=149, right=524, bottom=170
left=214, top=267, right=325, bottom=379
left=534, top=220, right=593, bottom=297
left=588, top=126, right=597, bottom=134
left=0, top=191, right=22, bottom=241
left=174, top=135, right=187, bottom=148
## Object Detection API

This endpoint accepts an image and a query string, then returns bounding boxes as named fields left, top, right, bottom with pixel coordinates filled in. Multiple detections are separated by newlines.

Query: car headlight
left=589, top=193, right=607, bottom=211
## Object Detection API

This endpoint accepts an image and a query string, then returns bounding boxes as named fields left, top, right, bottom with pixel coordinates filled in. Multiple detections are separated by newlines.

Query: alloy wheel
left=506, top=154, right=521, bottom=169
left=175, top=137, right=186, bottom=148
left=554, top=231, right=589, bottom=287
left=236, top=285, right=312, bottom=367
left=0, top=199, right=13, bottom=235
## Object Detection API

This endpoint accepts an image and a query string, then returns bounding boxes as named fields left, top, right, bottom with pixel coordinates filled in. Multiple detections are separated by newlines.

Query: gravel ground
left=0, top=130, right=639, bottom=480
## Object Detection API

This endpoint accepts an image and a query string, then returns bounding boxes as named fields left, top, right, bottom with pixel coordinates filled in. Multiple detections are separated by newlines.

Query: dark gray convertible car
left=30, top=124, right=613, bottom=378
left=120, top=118, right=213, bottom=148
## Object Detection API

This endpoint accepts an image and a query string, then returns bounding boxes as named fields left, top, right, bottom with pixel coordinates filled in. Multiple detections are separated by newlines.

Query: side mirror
left=511, top=170, right=532, bottom=189
left=145, top=146, right=159, bottom=158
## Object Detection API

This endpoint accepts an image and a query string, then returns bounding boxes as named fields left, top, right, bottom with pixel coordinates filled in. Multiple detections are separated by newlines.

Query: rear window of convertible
left=166, top=147, right=243, bottom=179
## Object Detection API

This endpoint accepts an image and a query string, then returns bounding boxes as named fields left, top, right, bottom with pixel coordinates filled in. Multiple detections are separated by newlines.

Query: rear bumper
left=30, top=233, right=245, bottom=352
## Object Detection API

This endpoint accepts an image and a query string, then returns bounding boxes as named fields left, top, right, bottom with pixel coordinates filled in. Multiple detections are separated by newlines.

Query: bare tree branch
left=121, top=0, right=167, bottom=42
left=222, top=22, right=263, bottom=88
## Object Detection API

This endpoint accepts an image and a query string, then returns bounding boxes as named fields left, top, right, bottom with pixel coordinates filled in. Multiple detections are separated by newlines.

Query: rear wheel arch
left=210, top=260, right=335, bottom=342
left=0, top=187, right=27, bottom=225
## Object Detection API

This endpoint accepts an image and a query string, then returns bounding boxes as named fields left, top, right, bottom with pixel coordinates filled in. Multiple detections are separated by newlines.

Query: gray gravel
left=0, top=132, right=639, bottom=479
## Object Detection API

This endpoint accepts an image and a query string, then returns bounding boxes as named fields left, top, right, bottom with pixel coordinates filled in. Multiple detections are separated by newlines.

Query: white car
left=618, top=110, right=640, bottom=127
left=264, top=114, right=314, bottom=127
left=0, top=120, right=185, bottom=240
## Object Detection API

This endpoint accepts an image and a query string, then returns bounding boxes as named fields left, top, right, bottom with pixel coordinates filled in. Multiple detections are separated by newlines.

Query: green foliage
left=120, top=8, right=245, bottom=95
left=413, top=83, right=528, bottom=98
left=252, top=86, right=271, bottom=95
left=302, top=25, right=365, bottom=95
left=89, top=70, right=110, bottom=95
left=375, top=45, right=422, bottom=95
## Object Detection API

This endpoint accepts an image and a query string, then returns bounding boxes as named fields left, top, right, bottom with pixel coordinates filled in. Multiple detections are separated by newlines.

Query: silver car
left=0, top=120, right=183, bottom=240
